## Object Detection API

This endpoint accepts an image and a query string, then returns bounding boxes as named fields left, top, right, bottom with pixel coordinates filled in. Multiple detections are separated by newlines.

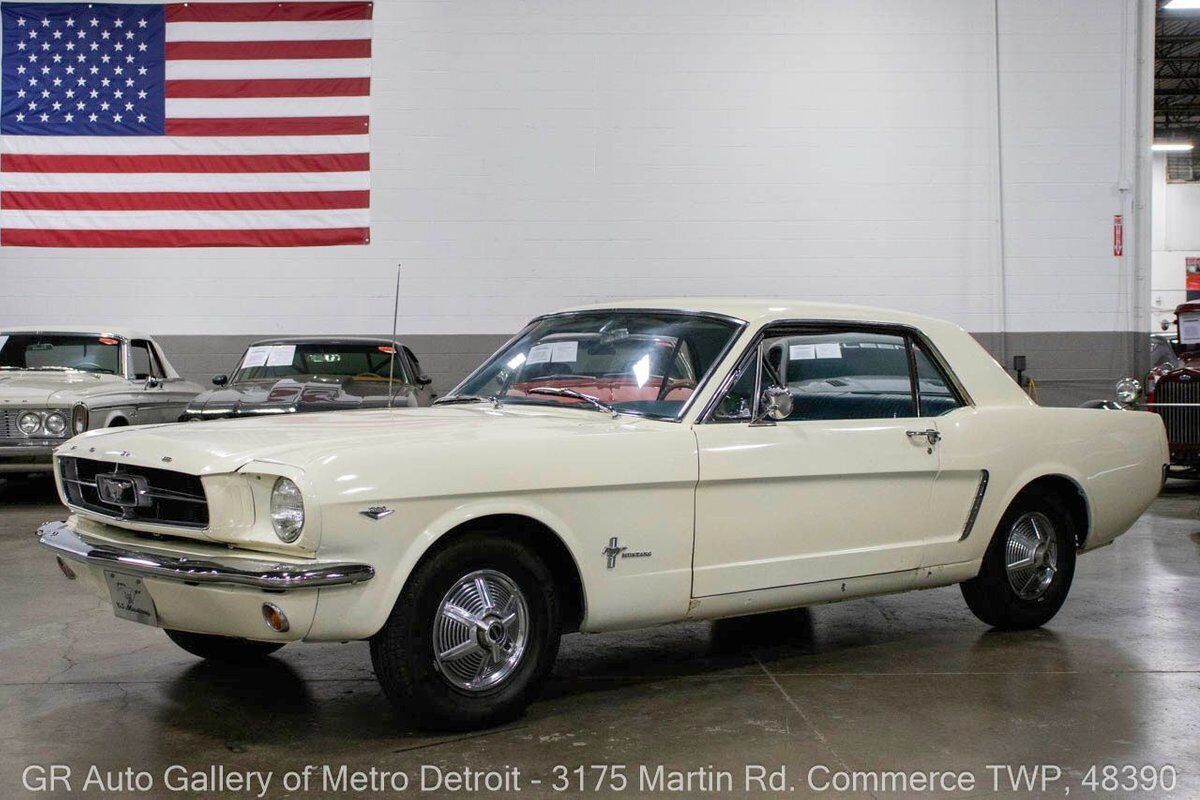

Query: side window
left=130, top=341, right=164, bottom=380
left=711, top=329, right=921, bottom=422
left=912, top=340, right=962, bottom=416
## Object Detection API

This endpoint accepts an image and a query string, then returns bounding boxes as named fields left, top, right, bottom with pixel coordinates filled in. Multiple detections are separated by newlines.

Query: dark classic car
left=1103, top=302, right=1200, bottom=475
left=182, top=337, right=434, bottom=421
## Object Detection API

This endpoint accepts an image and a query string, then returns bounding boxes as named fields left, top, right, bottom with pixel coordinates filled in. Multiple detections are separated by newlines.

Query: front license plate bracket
left=103, top=571, right=159, bottom=627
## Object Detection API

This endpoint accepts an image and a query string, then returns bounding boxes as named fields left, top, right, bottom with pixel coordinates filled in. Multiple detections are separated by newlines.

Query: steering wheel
left=73, top=361, right=107, bottom=373
left=655, top=378, right=696, bottom=402
left=352, top=372, right=389, bottom=382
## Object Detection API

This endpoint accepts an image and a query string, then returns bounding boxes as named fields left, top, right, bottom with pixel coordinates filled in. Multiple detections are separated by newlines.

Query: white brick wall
left=0, top=0, right=1143, bottom=339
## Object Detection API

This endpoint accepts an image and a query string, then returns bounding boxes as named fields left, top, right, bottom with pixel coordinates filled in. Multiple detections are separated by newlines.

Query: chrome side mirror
left=756, top=385, right=794, bottom=423
left=145, top=376, right=162, bottom=389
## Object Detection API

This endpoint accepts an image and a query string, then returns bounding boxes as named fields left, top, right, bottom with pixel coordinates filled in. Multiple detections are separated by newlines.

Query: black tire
left=961, top=490, right=1077, bottom=630
left=369, top=533, right=561, bottom=731
left=165, top=629, right=285, bottom=662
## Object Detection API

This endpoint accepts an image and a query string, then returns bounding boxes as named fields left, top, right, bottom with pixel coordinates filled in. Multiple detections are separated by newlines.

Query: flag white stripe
left=1, top=208, right=370, bottom=230
left=164, top=96, right=370, bottom=119
left=0, top=172, right=370, bottom=193
left=165, top=20, right=372, bottom=43
left=164, top=58, right=371, bottom=80
left=1, top=135, right=369, bottom=156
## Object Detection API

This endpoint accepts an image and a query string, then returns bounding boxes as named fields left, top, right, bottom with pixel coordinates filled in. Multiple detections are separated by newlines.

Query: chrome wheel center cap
left=484, top=620, right=506, bottom=645
left=1004, top=511, right=1059, bottom=601
left=432, top=569, right=530, bottom=693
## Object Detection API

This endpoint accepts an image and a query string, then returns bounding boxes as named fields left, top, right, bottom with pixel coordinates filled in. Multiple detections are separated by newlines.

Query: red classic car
left=1106, top=302, right=1200, bottom=475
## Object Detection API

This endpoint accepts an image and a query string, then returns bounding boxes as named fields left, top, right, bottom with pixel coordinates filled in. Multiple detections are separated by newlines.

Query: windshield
left=446, top=311, right=741, bottom=418
left=0, top=334, right=122, bottom=374
left=231, top=343, right=408, bottom=384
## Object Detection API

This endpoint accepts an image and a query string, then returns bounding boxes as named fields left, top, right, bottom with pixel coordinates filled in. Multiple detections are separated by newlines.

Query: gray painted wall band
left=156, top=331, right=1141, bottom=409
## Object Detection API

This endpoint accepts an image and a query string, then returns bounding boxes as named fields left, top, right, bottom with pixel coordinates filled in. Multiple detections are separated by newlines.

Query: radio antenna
left=387, top=263, right=401, bottom=409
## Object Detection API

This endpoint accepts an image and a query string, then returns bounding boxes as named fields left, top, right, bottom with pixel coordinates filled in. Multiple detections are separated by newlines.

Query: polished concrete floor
left=1, top=474, right=1197, bottom=799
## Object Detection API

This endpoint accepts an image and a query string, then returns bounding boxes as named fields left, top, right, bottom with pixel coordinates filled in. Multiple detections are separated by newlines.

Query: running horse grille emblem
left=94, top=472, right=151, bottom=509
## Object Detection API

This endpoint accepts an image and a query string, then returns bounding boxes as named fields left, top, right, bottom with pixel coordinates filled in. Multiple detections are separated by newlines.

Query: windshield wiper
left=435, top=394, right=503, bottom=408
left=526, top=387, right=619, bottom=417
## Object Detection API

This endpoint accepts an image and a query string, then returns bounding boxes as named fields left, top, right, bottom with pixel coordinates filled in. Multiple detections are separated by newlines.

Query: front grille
left=1153, top=378, right=1200, bottom=447
left=59, top=456, right=209, bottom=528
left=1, top=409, right=24, bottom=438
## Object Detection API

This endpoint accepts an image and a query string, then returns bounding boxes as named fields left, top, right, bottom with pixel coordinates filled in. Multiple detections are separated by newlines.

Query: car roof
left=247, top=336, right=404, bottom=346
left=558, top=297, right=955, bottom=329
left=0, top=326, right=152, bottom=340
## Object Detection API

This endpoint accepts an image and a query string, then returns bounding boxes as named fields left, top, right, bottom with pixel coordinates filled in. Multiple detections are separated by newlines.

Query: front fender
left=305, top=497, right=589, bottom=641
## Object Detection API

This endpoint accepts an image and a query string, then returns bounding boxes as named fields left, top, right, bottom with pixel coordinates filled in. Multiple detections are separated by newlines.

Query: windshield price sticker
left=240, top=346, right=272, bottom=369
left=789, top=343, right=841, bottom=360
left=1180, top=313, right=1200, bottom=344
left=265, top=345, right=297, bottom=367
left=527, top=341, right=579, bottom=365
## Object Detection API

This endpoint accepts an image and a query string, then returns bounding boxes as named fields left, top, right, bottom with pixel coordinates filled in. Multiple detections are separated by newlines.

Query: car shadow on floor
left=149, top=606, right=1102, bottom=745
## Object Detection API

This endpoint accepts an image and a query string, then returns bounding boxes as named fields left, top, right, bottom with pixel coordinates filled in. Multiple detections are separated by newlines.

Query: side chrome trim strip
left=36, top=520, right=374, bottom=591
left=959, top=469, right=990, bottom=542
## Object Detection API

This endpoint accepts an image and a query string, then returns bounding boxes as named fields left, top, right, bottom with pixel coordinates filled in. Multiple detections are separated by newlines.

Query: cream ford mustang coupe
left=37, top=300, right=1167, bottom=730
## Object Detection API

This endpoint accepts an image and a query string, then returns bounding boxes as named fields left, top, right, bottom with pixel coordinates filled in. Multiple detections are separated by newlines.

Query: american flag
left=0, top=1, right=371, bottom=247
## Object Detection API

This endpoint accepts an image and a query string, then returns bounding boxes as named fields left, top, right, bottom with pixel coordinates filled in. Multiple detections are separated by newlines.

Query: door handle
left=906, top=428, right=941, bottom=444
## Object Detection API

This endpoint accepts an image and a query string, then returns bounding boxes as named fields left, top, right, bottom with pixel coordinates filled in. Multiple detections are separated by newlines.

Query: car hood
left=188, top=376, right=407, bottom=415
left=62, top=404, right=634, bottom=476
left=0, top=371, right=125, bottom=406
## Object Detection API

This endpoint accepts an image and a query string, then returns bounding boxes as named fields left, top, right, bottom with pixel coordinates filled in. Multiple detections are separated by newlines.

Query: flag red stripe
left=165, top=39, right=371, bottom=60
left=2, top=191, right=370, bottom=211
left=165, top=2, right=372, bottom=23
left=165, top=78, right=370, bottom=98
left=164, top=116, right=368, bottom=135
left=1, top=227, right=371, bottom=248
left=2, top=153, right=369, bottom=174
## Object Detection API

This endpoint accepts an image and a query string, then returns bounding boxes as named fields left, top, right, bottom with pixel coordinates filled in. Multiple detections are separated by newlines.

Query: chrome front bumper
left=0, top=441, right=57, bottom=472
left=36, top=520, right=375, bottom=591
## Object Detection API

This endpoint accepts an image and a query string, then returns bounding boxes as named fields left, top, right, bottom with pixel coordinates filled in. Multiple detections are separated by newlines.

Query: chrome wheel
left=1004, top=511, right=1059, bottom=601
left=432, top=569, right=529, bottom=692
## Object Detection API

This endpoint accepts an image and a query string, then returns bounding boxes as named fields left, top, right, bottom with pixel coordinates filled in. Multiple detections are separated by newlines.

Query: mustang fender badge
left=360, top=506, right=395, bottom=520
left=602, top=537, right=651, bottom=569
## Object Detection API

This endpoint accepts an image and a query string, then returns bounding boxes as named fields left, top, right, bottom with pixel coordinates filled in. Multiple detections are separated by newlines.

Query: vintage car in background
left=181, top=337, right=434, bottom=421
left=1099, top=302, right=1200, bottom=476
left=0, top=328, right=202, bottom=473
left=36, top=300, right=1166, bottom=730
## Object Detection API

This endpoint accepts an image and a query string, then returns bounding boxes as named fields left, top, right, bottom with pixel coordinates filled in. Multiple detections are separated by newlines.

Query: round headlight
left=18, top=412, right=42, bottom=435
left=44, top=413, right=67, bottom=436
left=71, top=404, right=89, bottom=435
left=270, top=477, right=305, bottom=543
left=1115, top=377, right=1141, bottom=405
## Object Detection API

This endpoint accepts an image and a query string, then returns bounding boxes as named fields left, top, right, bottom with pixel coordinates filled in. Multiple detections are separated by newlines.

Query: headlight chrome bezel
left=44, top=412, right=67, bottom=436
left=1115, top=377, right=1142, bottom=405
left=14, top=409, right=72, bottom=438
left=17, top=412, right=42, bottom=436
left=270, top=476, right=305, bottom=543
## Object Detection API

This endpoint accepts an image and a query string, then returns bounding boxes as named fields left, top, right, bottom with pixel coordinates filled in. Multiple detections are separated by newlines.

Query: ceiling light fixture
left=1164, top=0, right=1200, bottom=8
left=1152, top=142, right=1195, bottom=152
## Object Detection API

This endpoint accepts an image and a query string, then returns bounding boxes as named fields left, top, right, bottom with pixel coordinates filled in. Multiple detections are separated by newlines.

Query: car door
left=129, top=340, right=174, bottom=423
left=691, top=325, right=944, bottom=597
